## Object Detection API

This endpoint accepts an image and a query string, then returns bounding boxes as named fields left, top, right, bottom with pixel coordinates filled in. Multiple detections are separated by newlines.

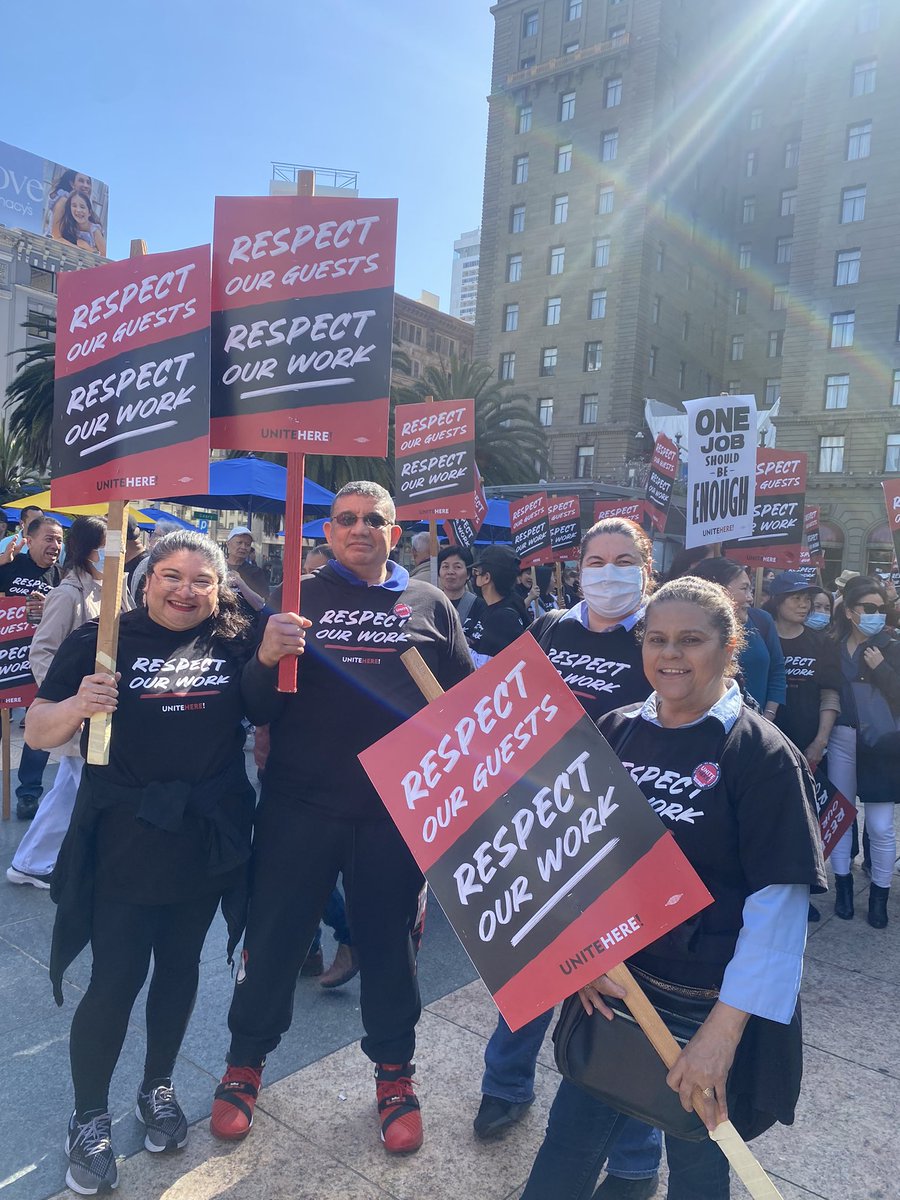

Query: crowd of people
left=3, top=490, right=895, bottom=1198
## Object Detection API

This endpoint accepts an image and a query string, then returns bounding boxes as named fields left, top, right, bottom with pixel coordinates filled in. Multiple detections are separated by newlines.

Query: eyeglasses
left=855, top=603, right=887, bottom=615
left=331, top=511, right=391, bottom=528
left=154, top=573, right=217, bottom=595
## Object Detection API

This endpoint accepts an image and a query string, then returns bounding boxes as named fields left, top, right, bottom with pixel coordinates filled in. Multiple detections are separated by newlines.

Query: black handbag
left=553, top=965, right=721, bottom=1142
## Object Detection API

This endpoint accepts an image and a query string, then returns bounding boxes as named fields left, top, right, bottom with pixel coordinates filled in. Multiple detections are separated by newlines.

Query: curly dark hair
left=147, top=531, right=250, bottom=640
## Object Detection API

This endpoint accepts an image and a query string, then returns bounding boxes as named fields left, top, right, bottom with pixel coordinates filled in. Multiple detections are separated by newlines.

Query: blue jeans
left=16, top=742, right=49, bottom=802
left=309, top=886, right=352, bottom=953
left=522, top=1079, right=729, bottom=1200
left=483, top=1012, right=661, bottom=1180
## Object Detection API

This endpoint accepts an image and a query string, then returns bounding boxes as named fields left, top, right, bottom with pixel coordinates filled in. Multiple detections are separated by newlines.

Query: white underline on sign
left=407, top=483, right=456, bottom=498
left=239, top=377, right=355, bottom=400
left=509, top=838, right=620, bottom=948
left=79, top=421, right=177, bottom=457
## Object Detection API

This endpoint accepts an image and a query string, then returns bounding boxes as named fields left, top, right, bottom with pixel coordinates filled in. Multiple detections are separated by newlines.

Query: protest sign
left=395, top=399, right=476, bottom=521
left=359, top=634, right=712, bottom=1030
left=0, top=598, right=36, bottom=708
left=444, top=466, right=487, bottom=551
left=593, top=498, right=645, bottom=525
left=726, top=449, right=807, bottom=568
left=510, top=493, right=553, bottom=567
left=51, top=245, right=211, bottom=507
left=881, top=481, right=900, bottom=567
left=811, top=769, right=856, bottom=860
left=804, top=506, right=823, bottom=564
left=644, top=435, right=678, bottom=534
left=210, top=195, right=397, bottom=455
left=684, top=395, right=756, bottom=548
left=548, top=496, right=581, bottom=560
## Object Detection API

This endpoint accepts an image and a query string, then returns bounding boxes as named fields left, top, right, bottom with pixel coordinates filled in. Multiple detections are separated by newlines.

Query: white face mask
left=581, top=564, right=644, bottom=620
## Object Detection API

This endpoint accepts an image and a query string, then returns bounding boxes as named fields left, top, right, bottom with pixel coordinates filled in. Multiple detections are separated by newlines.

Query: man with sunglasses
left=212, top=481, right=472, bottom=1154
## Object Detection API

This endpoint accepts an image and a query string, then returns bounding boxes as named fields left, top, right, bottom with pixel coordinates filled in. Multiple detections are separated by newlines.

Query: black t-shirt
left=776, top=627, right=842, bottom=753
left=598, top=704, right=826, bottom=988
left=242, top=562, right=473, bottom=819
left=0, top=554, right=61, bottom=596
left=464, top=594, right=529, bottom=658
left=531, top=610, right=650, bottom=722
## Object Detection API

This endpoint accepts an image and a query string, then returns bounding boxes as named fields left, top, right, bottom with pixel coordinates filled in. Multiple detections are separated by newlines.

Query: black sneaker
left=595, top=1173, right=660, bottom=1198
left=65, top=1110, right=118, bottom=1194
left=135, top=1083, right=188, bottom=1152
left=16, top=795, right=39, bottom=821
left=473, top=1094, right=534, bottom=1140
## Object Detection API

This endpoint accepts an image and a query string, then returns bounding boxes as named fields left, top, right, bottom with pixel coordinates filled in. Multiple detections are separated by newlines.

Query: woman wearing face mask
left=828, top=576, right=900, bottom=927
left=806, top=587, right=834, bottom=631
left=473, top=519, right=664, bottom=1198
left=6, top=517, right=133, bottom=889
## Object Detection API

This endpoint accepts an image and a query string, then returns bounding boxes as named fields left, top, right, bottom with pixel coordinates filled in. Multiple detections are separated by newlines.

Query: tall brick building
left=475, top=0, right=899, bottom=577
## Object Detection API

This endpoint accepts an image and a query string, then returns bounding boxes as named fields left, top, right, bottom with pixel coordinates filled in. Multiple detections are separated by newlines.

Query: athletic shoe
left=375, top=1062, right=423, bottom=1154
left=473, top=1094, right=534, bottom=1140
left=135, top=1083, right=188, bottom=1152
left=64, top=1110, right=118, bottom=1194
left=6, top=865, right=52, bottom=889
left=595, top=1173, right=660, bottom=1198
left=319, top=943, right=359, bottom=989
left=16, top=796, right=39, bottom=821
left=210, top=1064, right=263, bottom=1141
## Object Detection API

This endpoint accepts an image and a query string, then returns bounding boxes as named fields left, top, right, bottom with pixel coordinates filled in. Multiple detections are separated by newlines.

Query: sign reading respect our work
left=548, top=497, right=581, bottom=560
left=510, top=493, right=553, bottom=567
left=210, top=195, right=397, bottom=455
left=804, top=506, right=823, bottom=564
left=726, top=449, right=807, bottom=568
left=51, top=245, right=211, bottom=507
left=0, top=597, right=36, bottom=708
left=395, top=399, right=476, bottom=521
left=359, top=635, right=712, bottom=1031
left=645, top=434, right=678, bottom=534
left=593, top=498, right=645, bottom=525
left=445, top=466, right=487, bottom=551
left=683, top=394, right=757, bottom=549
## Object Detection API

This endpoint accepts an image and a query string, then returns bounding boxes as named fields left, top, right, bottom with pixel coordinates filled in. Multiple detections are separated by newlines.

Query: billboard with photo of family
left=0, top=140, right=109, bottom=255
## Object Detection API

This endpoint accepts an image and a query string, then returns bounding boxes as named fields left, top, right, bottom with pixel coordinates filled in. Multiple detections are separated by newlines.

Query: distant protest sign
left=645, top=435, right=678, bottom=534
left=684, top=395, right=756, bottom=548
left=210, top=196, right=397, bottom=455
left=727, top=449, right=807, bottom=568
left=548, top=497, right=581, bottom=560
left=881, top=481, right=900, bottom=567
left=0, top=598, right=36, bottom=708
left=359, top=635, right=712, bottom=1030
left=804, top=506, right=823, bottom=563
left=51, top=245, right=211, bottom=507
left=812, top=769, right=856, bottom=860
left=593, top=498, right=644, bottom=526
left=511, top=493, right=553, bottom=567
left=444, top=466, right=487, bottom=551
left=395, top=399, right=475, bottom=521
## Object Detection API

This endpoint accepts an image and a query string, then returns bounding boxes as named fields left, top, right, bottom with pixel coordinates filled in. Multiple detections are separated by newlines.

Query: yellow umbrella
left=5, top=491, right=151, bottom=526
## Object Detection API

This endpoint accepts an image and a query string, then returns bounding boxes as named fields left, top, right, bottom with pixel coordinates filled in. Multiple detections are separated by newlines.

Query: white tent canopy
left=643, top=397, right=779, bottom=457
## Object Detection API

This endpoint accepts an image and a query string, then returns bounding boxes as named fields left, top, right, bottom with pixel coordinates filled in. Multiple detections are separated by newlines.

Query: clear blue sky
left=4, top=0, right=493, bottom=306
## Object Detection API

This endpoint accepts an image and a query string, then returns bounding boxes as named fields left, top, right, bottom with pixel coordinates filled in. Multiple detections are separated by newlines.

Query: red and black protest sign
left=548, top=496, right=581, bottom=560
left=804, top=506, right=823, bottom=564
left=0, top=598, right=36, bottom=708
left=511, top=493, right=553, bottom=567
left=726, top=449, right=807, bottom=568
left=395, top=399, right=476, bottom=521
left=52, top=245, right=211, bottom=507
left=593, top=498, right=645, bottom=526
left=360, top=635, right=712, bottom=1030
left=210, top=196, right=397, bottom=456
left=644, top=435, right=678, bottom=534
left=444, top=466, right=487, bottom=551
left=881, top=481, right=900, bottom=568
left=811, top=769, right=856, bottom=860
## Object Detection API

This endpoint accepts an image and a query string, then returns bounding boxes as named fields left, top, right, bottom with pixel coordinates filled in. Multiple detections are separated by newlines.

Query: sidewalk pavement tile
left=805, top=884, right=900, bottom=987
left=799, top=955, right=900, bottom=1080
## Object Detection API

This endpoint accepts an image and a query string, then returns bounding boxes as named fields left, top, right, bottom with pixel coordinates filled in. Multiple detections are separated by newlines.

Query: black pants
left=70, top=892, right=220, bottom=1115
left=227, top=796, right=423, bottom=1067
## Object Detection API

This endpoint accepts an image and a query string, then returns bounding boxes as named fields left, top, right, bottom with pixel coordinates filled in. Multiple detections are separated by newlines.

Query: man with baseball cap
left=466, top=545, right=530, bottom=667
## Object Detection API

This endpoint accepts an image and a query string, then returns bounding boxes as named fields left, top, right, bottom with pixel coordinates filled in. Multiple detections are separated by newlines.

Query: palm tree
left=0, top=424, right=46, bottom=501
left=5, top=312, right=55, bottom=472
left=412, top=356, right=547, bottom=486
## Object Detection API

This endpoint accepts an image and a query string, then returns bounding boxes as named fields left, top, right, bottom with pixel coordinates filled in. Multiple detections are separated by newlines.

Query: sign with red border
left=395, top=399, right=476, bottom=521
left=511, top=493, right=553, bottom=567
left=644, top=435, right=678, bottom=534
left=548, top=496, right=581, bottom=560
left=0, top=597, right=36, bottom=708
left=444, top=466, right=487, bottom=551
left=593, top=499, right=645, bottom=526
left=727, top=449, right=807, bottom=568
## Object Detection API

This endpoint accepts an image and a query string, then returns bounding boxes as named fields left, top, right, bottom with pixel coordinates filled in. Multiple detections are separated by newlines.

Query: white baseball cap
left=227, top=526, right=252, bottom=540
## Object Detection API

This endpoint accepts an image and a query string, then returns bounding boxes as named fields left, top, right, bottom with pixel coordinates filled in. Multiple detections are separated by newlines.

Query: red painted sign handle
left=277, top=452, right=306, bottom=693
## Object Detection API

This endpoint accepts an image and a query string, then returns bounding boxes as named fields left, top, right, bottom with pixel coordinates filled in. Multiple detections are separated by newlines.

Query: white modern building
left=450, top=228, right=481, bottom=324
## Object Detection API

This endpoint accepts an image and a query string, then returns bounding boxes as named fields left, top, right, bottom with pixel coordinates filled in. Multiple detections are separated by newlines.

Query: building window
left=830, top=311, right=855, bottom=347
left=411, top=360, right=421, bottom=379
left=499, top=351, right=516, bottom=381
left=27, top=309, right=51, bottom=338
left=590, top=289, right=607, bottom=320
left=538, top=397, right=554, bottom=426
left=540, top=348, right=558, bottom=376
left=517, top=104, right=532, bottom=135
left=601, top=130, right=618, bottom=161
left=605, top=77, right=622, bottom=108
left=835, top=249, right=861, bottom=286
left=513, top=155, right=529, bottom=184
left=560, top=91, right=576, bottom=121
left=523, top=9, right=539, bottom=37
left=584, top=341, right=603, bottom=371
left=549, top=246, right=565, bottom=276
left=739, top=243, right=751, bottom=269
left=857, top=1, right=879, bottom=32
left=503, top=303, right=519, bottom=332
left=819, top=436, right=845, bottom=473
left=507, top=254, right=522, bottom=283
left=567, top=0, right=582, bottom=19
left=780, top=188, right=797, bottom=217
left=609, top=24, right=626, bottom=46
left=825, top=374, right=850, bottom=408
left=734, top=288, right=747, bottom=316
left=742, top=196, right=755, bottom=225
left=564, top=40, right=580, bottom=54
left=682, top=312, right=691, bottom=340
left=892, top=369, right=900, bottom=406
left=29, top=266, right=56, bottom=293
left=847, top=120, right=872, bottom=161
left=597, top=184, right=614, bottom=215
left=656, top=241, right=665, bottom=272
left=576, top=446, right=595, bottom=479
left=768, top=330, right=783, bottom=358
left=776, top=236, right=793, bottom=264
left=841, top=186, right=867, bottom=224
left=520, top=55, right=536, bottom=69
left=651, top=295, right=661, bottom=325
left=749, top=107, right=763, bottom=131
left=678, top=361, right=686, bottom=390
left=773, top=285, right=789, bottom=310
left=545, top=297, right=561, bottom=325
left=594, top=237, right=611, bottom=268
left=727, top=380, right=742, bottom=395
left=731, top=335, right=745, bottom=361
left=581, top=394, right=599, bottom=424
left=765, top=378, right=781, bottom=405
left=852, top=59, right=877, bottom=96
left=745, top=150, right=758, bottom=177
left=556, top=143, right=573, bottom=173
left=885, top=434, right=900, bottom=473
left=552, top=194, right=569, bottom=225
left=649, top=346, right=658, bottom=376
left=784, top=141, right=800, bottom=169
left=510, top=204, right=526, bottom=233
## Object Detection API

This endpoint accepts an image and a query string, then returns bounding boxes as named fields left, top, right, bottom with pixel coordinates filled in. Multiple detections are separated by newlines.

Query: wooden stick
left=277, top=452, right=306, bottom=692
left=1, top=709, right=9, bottom=821
left=400, top=646, right=783, bottom=1200
left=86, top=501, right=128, bottom=765
left=554, top=561, right=564, bottom=607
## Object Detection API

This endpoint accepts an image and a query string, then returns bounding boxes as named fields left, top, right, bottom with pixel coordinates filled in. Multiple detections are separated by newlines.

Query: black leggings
left=70, top=892, right=220, bottom=1116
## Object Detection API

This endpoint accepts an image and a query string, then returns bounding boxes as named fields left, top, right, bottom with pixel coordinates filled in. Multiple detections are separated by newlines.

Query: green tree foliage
left=5, top=312, right=55, bottom=472
left=0, top=424, right=46, bottom=502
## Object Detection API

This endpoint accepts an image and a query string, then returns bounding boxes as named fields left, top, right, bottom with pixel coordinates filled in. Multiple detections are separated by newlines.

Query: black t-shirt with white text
left=0, top=554, right=61, bottom=597
left=531, top=611, right=649, bottom=722
left=775, top=627, right=842, bottom=753
left=464, top=595, right=529, bottom=658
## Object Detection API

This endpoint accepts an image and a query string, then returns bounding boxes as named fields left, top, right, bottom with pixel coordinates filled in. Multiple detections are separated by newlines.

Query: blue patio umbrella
left=138, top=507, right=200, bottom=531
left=158, top=458, right=335, bottom=516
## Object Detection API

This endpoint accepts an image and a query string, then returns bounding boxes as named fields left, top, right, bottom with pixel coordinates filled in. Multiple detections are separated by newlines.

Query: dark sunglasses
left=855, top=603, right=887, bottom=615
left=332, top=511, right=391, bottom=528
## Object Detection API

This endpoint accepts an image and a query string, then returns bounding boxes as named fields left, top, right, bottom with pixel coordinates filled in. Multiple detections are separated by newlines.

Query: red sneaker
left=210, top=1064, right=263, bottom=1140
left=375, top=1062, right=423, bottom=1154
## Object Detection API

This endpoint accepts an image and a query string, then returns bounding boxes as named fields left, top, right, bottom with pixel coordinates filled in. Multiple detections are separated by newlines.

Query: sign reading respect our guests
left=593, top=498, right=645, bottom=525
left=548, top=496, right=581, bottom=560
left=395, top=399, right=476, bottom=521
left=645, top=434, right=678, bottom=534
left=51, top=245, right=211, bottom=507
left=359, top=635, right=712, bottom=1031
left=210, top=195, right=397, bottom=455
left=510, top=493, right=553, bottom=567
left=727, top=449, right=808, bottom=568
left=0, top=597, right=36, bottom=708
